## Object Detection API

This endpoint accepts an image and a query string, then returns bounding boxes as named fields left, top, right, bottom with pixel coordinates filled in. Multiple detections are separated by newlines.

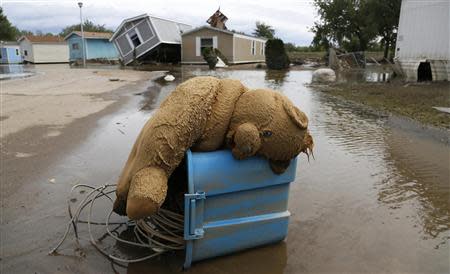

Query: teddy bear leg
left=126, top=166, right=168, bottom=220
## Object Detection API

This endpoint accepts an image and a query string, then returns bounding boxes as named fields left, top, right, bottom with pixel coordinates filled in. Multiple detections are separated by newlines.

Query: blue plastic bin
left=183, top=150, right=297, bottom=268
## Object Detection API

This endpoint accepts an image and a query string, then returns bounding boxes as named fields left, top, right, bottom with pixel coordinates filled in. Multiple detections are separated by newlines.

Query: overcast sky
left=1, top=0, right=317, bottom=45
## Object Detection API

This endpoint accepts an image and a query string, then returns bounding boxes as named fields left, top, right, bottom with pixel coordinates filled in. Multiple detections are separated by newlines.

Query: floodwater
left=1, top=68, right=449, bottom=273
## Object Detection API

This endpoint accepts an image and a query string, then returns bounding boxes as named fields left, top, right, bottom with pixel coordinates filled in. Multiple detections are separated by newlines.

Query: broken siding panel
left=150, top=17, right=192, bottom=43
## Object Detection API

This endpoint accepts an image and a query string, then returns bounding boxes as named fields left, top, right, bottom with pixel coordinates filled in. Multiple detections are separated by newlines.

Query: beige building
left=181, top=26, right=267, bottom=64
left=18, top=35, right=69, bottom=64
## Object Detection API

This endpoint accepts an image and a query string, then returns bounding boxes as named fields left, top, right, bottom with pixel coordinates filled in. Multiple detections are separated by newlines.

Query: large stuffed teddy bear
left=114, top=76, right=313, bottom=219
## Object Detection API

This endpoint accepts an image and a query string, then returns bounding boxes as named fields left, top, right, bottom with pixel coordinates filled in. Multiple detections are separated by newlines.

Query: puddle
left=1, top=67, right=448, bottom=273
left=336, top=65, right=393, bottom=83
left=0, top=64, right=36, bottom=80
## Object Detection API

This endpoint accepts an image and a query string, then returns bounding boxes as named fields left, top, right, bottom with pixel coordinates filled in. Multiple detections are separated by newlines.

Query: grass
left=319, top=81, right=450, bottom=129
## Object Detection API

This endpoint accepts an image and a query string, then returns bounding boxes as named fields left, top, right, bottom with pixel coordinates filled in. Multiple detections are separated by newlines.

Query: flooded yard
left=1, top=66, right=449, bottom=273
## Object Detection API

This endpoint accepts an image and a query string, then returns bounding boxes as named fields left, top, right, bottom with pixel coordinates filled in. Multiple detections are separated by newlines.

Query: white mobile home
left=395, top=0, right=450, bottom=81
left=110, top=14, right=192, bottom=65
left=18, top=35, right=69, bottom=64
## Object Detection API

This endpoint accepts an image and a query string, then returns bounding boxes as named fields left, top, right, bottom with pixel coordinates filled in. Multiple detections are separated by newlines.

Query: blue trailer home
left=0, top=41, right=22, bottom=64
left=64, top=31, right=119, bottom=62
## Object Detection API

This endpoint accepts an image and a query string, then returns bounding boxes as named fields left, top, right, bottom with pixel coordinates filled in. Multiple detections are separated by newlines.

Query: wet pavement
left=1, top=68, right=449, bottom=273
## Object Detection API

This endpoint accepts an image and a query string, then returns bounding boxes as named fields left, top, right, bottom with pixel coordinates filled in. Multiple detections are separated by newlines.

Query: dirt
left=315, top=80, right=450, bottom=129
left=0, top=64, right=162, bottom=137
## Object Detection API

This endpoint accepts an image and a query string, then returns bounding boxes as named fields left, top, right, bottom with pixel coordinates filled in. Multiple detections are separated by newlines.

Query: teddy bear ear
left=282, top=98, right=308, bottom=129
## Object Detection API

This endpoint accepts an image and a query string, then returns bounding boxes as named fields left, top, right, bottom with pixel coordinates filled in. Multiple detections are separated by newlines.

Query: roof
left=18, top=35, right=66, bottom=44
left=181, top=25, right=268, bottom=42
left=110, top=14, right=192, bottom=42
left=64, top=31, right=113, bottom=40
left=150, top=16, right=192, bottom=43
left=0, top=41, right=19, bottom=46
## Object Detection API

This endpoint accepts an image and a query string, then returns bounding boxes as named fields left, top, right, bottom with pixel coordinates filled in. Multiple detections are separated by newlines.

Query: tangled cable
left=49, top=183, right=185, bottom=266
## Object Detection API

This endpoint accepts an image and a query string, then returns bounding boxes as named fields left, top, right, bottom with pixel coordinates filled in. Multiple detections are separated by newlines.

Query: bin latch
left=184, top=191, right=206, bottom=240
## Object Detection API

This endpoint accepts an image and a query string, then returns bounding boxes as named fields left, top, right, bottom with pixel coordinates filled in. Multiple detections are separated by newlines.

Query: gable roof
left=181, top=25, right=267, bottom=42
left=64, top=31, right=113, bottom=40
left=18, top=35, right=66, bottom=43
left=110, top=14, right=192, bottom=42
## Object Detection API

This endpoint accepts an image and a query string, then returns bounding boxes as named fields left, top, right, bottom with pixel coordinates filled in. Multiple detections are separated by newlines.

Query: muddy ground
left=316, top=72, right=450, bottom=129
left=1, top=65, right=449, bottom=274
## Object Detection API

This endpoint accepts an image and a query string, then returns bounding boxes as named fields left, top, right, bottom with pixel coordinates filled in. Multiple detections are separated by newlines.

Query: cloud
left=2, top=0, right=317, bottom=45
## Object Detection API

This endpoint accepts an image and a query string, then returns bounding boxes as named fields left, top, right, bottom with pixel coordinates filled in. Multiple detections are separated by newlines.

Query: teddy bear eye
left=262, top=130, right=272, bottom=137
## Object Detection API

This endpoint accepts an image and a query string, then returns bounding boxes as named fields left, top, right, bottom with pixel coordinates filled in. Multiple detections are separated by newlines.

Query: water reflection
left=128, top=242, right=287, bottom=274
left=337, top=66, right=392, bottom=83
left=381, top=127, right=449, bottom=238
left=265, top=69, right=289, bottom=89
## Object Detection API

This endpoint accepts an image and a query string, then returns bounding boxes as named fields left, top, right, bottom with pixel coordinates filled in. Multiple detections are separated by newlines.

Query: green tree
left=265, top=38, right=290, bottom=69
left=0, top=7, right=20, bottom=40
left=253, top=22, right=275, bottom=39
left=365, top=0, right=401, bottom=58
left=311, top=0, right=377, bottom=52
left=59, top=19, right=113, bottom=37
left=311, top=0, right=401, bottom=57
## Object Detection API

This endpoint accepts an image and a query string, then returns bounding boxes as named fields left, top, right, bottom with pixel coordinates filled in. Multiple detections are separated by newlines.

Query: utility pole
left=78, top=2, right=86, bottom=67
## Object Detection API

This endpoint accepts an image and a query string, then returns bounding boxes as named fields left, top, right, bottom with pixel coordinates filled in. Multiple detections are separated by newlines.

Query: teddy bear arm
left=193, top=79, right=248, bottom=151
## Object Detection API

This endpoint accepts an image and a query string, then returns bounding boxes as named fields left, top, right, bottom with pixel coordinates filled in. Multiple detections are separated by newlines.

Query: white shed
left=394, top=0, right=450, bottom=81
left=18, top=35, right=69, bottom=64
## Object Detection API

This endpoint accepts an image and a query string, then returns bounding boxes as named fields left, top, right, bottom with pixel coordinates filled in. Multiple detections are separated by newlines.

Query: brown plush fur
left=114, top=77, right=313, bottom=220
left=226, top=89, right=313, bottom=169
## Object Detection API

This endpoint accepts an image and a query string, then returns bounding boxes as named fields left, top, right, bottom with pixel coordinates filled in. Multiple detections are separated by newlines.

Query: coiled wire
left=49, top=184, right=185, bottom=266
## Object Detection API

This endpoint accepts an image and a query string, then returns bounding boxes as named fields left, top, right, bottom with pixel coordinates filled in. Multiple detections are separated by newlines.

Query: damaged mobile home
left=395, top=0, right=449, bottom=81
left=110, top=14, right=192, bottom=65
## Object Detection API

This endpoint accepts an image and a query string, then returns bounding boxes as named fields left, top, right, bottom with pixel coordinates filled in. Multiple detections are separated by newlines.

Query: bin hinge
left=184, top=191, right=206, bottom=240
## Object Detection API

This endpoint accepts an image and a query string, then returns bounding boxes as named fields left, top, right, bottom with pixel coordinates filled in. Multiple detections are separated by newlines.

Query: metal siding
left=233, top=36, right=265, bottom=63
left=67, top=36, right=83, bottom=61
left=85, top=39, right=119, bottom=60
left=150, top=17, right=192, bottom=43
left=396, top=0, right=449, bottom=59
left=182, top=29, right=234, bottom=63
left=395, top=0, right=449, bottom=80
left=116, top=35, right=132, bottom=57
left=184, top=150, right=297, bottom=267
left=137, top=19, right=154, bottom=41
left=0, top=47, right=21, bottom=63
left=19, top=39, right=34, bottom=63
left=32, top=43, right=69, bottom=63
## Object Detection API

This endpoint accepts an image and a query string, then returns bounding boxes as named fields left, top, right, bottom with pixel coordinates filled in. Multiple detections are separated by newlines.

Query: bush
left=265, top=39, right=290, bottom=70
left=201, top=47, right=218, bottom=69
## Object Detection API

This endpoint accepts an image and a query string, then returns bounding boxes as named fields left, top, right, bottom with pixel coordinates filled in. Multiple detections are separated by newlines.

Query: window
left=200, top=38, right=213, bottom=53
left=16, top=49, right=19, bottom=55
left=260, top=42, right=264, bottom=55
left=129, top=29, right=141, bottom=48
left=72, top=43, right=79, bottom=50
left=24, top=50, right=28, bottom=56
left=251, top=40, right=256, bottom=55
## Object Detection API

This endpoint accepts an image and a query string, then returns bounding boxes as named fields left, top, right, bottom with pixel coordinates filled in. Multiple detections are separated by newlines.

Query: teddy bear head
left=226, top=89, right=313, bottom=174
